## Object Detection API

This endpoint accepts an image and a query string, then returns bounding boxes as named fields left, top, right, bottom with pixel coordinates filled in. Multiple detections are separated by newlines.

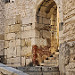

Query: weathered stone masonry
left=4, top=0, right=36, bottom=67
left=59, top=0, right=75, bottom=75
left=0, top=0, right=5, bottom=63
left=0, top=0, right=75, bottom=75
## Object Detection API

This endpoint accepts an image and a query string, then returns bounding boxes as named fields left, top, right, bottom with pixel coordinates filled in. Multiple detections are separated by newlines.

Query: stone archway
left=34, top=0, right=75, bottom=75
left=32, top=0, right=64, bottom=66
left=36, top=0, right=59, bottom=53
left=35, top=0, right=64, bottom=47
left=32, top=0, right=64, bottom=71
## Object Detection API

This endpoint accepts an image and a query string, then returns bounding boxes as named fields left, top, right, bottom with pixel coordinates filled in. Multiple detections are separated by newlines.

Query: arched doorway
left=37, top=0, right=59, bottom=52
left=32, top=0, right=63, bottom=66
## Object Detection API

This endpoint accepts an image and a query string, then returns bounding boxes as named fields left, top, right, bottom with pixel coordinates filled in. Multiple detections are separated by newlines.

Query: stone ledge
left=0, top=63, right=28, bottom=75
left=16, top=66, right=59, bottom=72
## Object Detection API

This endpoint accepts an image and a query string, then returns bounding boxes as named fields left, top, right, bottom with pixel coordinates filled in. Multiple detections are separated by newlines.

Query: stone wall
left=4, top=0, right=36, bottom=67
left=0, top=0, right=5, bottom=58
left=59, top=41, right=75, bottom=75
left=0, top=0, right=75, bottom=75
left=4, top=0, right=63, bottom=67
left=62, top=0, right=75, bottom=42
left=59, top=0, right=75, bottom=75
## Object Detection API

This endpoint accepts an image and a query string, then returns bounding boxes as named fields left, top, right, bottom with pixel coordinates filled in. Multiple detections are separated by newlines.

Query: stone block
left=21, top=50, right=25, bottom=57
left=16, top=46, right=21, bottom=56
left=10, top=25, right=15, bottom=33
left=31, top=16, right=36, bottom=23
left=26, top=58, right=32, bottom=66
left=0, top=40, right=4, bottom=49
left=14, top=24, right=21, bottom=32
left=0, top=34, right=4, bottom=40
left=36, top=23, right=44, bottom=29
left=31, top=38, right=35, bottom=46
left=7, top=63, right=21, bottom=67
left=42, top=30, right=51, bottom=38
left=7, top=57, right=20, bottom=64
left=5, top=25, right=10, bottom=34
left=21, top=56, right=25, bottom=66
left=21, top=27, right=24, bottom=31
left=24, top=39, right=31, bottom=47
left=24, top=26, right=32, bottom=31
left=16, top=39, right=21, bottom=46
left=21, top=47, right=32, bottom=56
left=5, top=41, right=9, bottom=48
left=21, top=39, right=25, bottom=47
left=7, top=47, right=16, bottom=58
left=0, top=50, right=3, bottom=56
left=22, top=17, right=32, bottom=24
left=4, top=48, right=7, bottom=56
left=6, top=33, right=16, bottom=40
left=32, top=22, right=36, bottom=29
left=15, top=32, right=21, bottom=39
left=22, top=47, right=31, bottom=52
left=15, top=15, right=21, bottom=24
left=9, top=40, right=16, bottom=47
left=43, top=18, right=50, bottom=25
left=0, top=25, right=4, bottom=34
left=6, top=18, right=15, bottom=26
left=21, top=30, right=35, bottom=38
left=35, top=38, right=47, bottom=47
left=4, top=34, right=7, bottom=40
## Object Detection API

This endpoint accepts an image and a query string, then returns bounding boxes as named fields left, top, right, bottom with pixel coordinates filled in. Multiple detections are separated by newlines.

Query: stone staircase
left=15, top=51, right=60, bottom=75
left=40, top=51, right=59, bottom=67
left=16, top=66, right=60, bottom=75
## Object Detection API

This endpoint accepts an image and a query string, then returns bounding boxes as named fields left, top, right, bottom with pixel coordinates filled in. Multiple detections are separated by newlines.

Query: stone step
left=53, top=54, right=59, bottom=58
left=55, top=52, right=59, bottom=55
left=40, top=62, right=58, bottom=67
left=48, top=57, right=57, bottom=60
left=0, top=63, right=28, bottom=75
left=43, top=63, right=58, bottom=67
left=44, top=60, right=50, bottom=63
left=44, top=59, right=58, bottom=64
